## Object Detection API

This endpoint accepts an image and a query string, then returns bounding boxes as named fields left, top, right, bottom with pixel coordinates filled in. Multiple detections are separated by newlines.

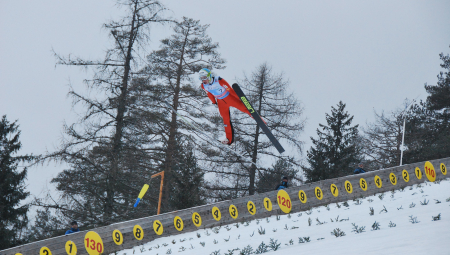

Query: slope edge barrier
left=1, top=157, right=448, bottom=255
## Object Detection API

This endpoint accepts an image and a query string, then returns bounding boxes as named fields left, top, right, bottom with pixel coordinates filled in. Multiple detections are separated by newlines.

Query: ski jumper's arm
left=201, top=84, right=217, bottom=104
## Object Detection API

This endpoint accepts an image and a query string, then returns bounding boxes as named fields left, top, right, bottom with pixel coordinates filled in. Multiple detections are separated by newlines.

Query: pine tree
left=256, top=158, right=298, bottom=193
left=142, top=17, right=224, bottom=210
left=168, top=137, right=205, bottom=210
left=303, top=101, right=361, bottom=182
left=0, top=116, right=33, bottom=249
left=403, top=102, right=450, bottom=163
left=26, top=208, right=66, bottom=242
left=403, top=47, right=450, bottom=162
left=424, top=45, right=450, bottom=111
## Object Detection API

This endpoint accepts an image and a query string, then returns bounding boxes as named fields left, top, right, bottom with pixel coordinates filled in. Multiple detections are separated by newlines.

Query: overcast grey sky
left=1, top=0, right=450, bottom=201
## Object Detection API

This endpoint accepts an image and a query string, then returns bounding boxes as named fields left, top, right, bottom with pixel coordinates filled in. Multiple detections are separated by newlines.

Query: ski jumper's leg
left=217, top=99, right=234, bottom=144
left=226, top=94, right=267, bottom=124
left=225, top=95, right=252, bottom=116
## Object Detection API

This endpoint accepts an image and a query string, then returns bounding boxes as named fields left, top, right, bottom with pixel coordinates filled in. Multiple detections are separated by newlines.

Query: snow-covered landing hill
left=116, top=180, right=450, bottom=255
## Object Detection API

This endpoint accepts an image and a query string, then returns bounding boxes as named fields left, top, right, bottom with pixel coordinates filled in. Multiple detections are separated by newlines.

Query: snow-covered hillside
left=116, top=179, right=450, bottom=255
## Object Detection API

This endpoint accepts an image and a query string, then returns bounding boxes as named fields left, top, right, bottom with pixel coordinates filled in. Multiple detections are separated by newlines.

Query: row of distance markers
left=22, top=161, right=447, bottom=255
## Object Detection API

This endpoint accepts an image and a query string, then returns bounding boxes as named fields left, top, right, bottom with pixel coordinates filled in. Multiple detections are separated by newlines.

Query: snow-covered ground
left=117, top=179, right=450, bottom=255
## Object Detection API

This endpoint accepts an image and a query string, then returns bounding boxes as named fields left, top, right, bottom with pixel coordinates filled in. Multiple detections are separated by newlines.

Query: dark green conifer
left=0, top=116, right=33, bottom=249
left=303, top=101, right=361, bottom=182
left=168, top=137, right=205, bottom=210
left=424, top=46, right=450, bottom=111
left=256, top=159, right=298, bottom=193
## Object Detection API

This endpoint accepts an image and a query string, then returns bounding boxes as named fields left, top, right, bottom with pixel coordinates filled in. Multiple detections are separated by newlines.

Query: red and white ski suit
left=201, top=77, right=251, bottom=145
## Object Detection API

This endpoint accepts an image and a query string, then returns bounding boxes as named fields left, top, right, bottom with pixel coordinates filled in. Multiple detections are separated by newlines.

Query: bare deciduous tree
left=38, top=0, right=169, bottom=226
left=205, top=63, right=305, bottom=197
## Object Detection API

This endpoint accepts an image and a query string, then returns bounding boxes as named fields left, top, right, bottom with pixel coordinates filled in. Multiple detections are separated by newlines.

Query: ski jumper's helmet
left=198, top=68, right=212, bottom=83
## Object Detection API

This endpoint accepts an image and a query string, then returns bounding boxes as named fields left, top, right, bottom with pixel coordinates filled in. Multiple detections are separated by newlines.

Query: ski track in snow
left=115, top=180, right=450, bottom=255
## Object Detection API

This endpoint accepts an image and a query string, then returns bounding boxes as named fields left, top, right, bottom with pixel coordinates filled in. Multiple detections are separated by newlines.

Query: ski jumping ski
left=232, top=83, right=285, bottom=154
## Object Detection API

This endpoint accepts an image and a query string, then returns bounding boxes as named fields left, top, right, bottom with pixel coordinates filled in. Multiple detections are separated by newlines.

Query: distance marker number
left=112, top=230, right=123, bottom=245
left=402, top=170, right=409, bottom=182
left=277, top=189, right=292, bottom=213
left=263, top=197, right=272, bottom=211
left=441, top=163, right=447, bottom=175
left=415, top=167, right=422, bottom=180
left=133, top=225, right=144, bottom=240
left=174, top=216, right=184, bottom=231
left=374, top=175, right=382, bottom=188
left=424, top=161, right=436, bottom=182
left=65, top=241, right=77, bottom=255
left=192, top=212, right=202, bottom=227
left=330, top=184, right=338, bottom=197
left=359, top=178, right=367, bottom=191
left=153, top=220, right=163, bottom=235
left=212, top=206, right=221, bottom=221
left=40, top=247, right=52, bottom=255
left=298, top=190, right=307, bottom=203
left=84, top=231, right=104, bottom=255
left=344, top=181, right=353, bottom=193
left=229, top=204, right=238, bottom=219
left=315, top=187, right=323, bottom=200
left=389, top=173, right=397, bottom=185
left=247, top=201, right=256, bottom=215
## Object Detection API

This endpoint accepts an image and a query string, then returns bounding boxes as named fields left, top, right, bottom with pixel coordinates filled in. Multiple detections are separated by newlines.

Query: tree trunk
left=249, top=69, right=266, bottom=195
left=105, top=3, right=137, bottom=222
left=162, top=28, right=189, bottom=211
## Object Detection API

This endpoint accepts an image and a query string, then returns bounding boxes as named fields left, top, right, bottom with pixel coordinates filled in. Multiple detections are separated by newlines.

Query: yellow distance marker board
left=65, top=241, right=77, bottom=255
left=247, top=201, right=256, bottom=215
left=390, top=173, right=397, bottom=185
left=277, top=189, right=292, bottom=213
left=40, top=247, right=51, bottom=255
left=153, top=220, right=163, bottom=235
left=402, top=170, right=410, bottom=182
left=344, top=180, right=353, bottom=194
left=84, top=231, right=104, bottom=255
left=133, top=225, right=144, bottom=240
left=415, top=167, right=422, bottom=180
left=441, top=163, right=447, bottom=175
left=314, top=187, right=323, bottom=200
left=359, top=178, right=367, bottom=191
left=263, top=197, right=272, bottom=211
left=298, top=190, right=307, bottom=203
left=174, top=216, right=184, bottom=231
left=212, top=206, right=221, bottom=221
left=374, top=175, right=382, bottom=188
left=424, top=161, right=436, bottom=182
left=112, top=230, right=123, bottom=245
left=229, top=204, right=238, bottom=219
left=192, top=212, right=202, bottom=227
left=330, top=184, right=338, bottom=197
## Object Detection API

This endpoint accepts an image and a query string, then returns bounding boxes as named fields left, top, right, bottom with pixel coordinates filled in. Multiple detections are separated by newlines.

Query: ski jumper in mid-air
left=199, top=68, right=252, bottom=145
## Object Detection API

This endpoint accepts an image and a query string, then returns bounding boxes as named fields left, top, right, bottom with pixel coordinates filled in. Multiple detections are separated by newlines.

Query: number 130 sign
left=84, top=231, right=104, bottom=255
